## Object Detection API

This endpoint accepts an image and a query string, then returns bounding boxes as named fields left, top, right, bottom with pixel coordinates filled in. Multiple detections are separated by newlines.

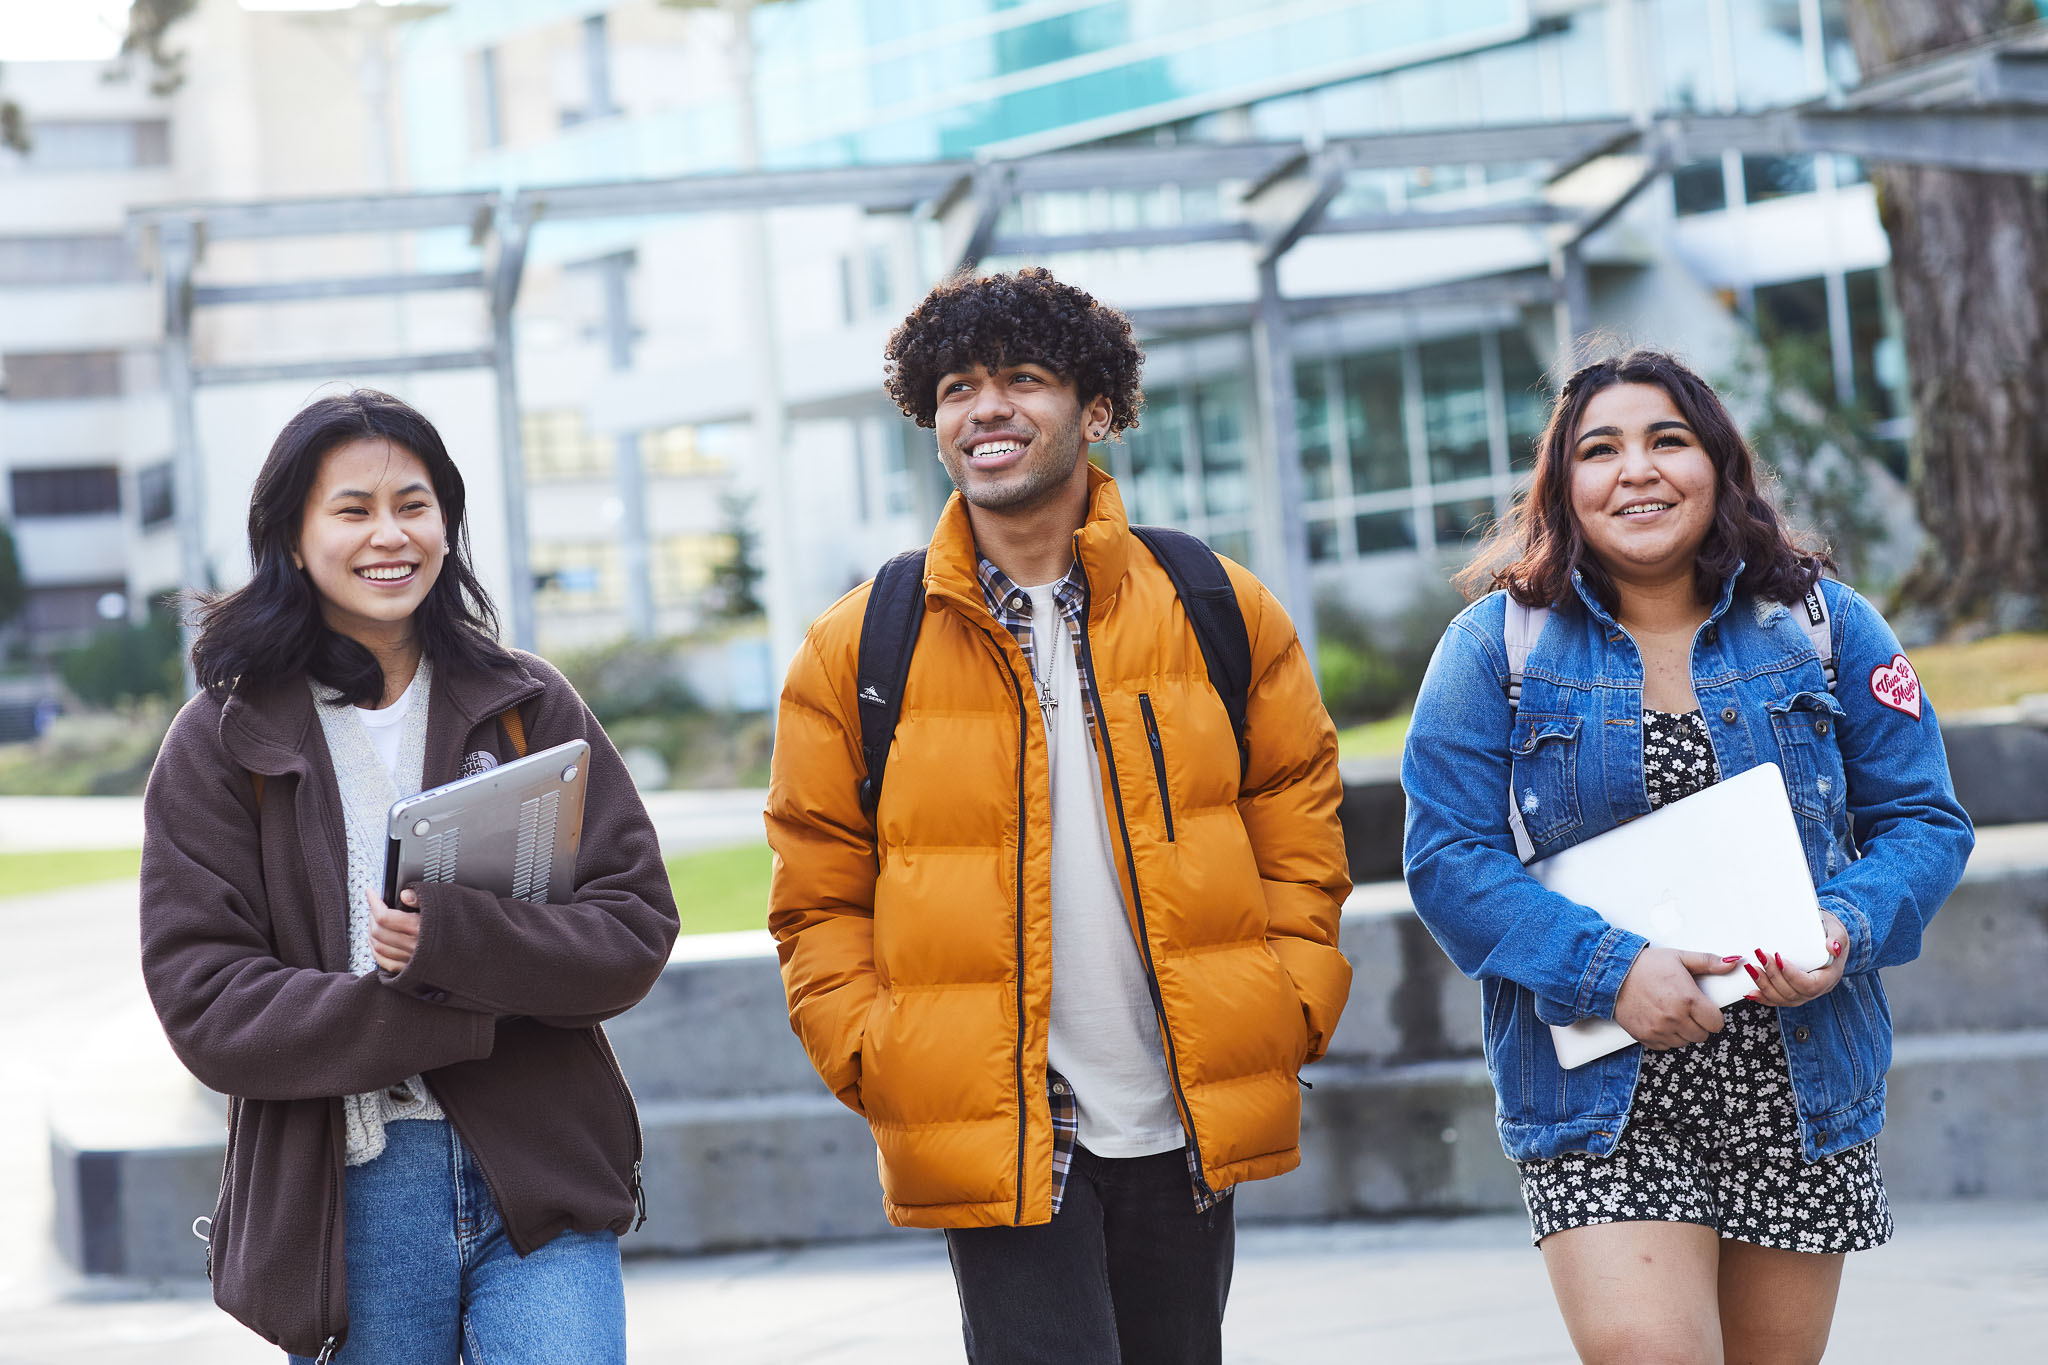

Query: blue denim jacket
left=1401, top=571, right=1974, bottom=1163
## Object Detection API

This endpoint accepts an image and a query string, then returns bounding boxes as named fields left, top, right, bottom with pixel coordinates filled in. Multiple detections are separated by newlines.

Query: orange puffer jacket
left=767, top=468, right=1352, bottom=1229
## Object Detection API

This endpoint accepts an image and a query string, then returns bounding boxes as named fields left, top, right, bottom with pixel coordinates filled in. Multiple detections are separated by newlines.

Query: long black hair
left=190, top=388, right=514, bottom=705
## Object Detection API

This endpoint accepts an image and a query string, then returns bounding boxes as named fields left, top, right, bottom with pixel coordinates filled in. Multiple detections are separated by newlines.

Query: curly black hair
left=884, top=266, right=1145, bottom=434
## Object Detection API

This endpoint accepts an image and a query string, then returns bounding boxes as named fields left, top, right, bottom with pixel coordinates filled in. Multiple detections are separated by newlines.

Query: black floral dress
left=1517, top=710, right=1893, bottom=1253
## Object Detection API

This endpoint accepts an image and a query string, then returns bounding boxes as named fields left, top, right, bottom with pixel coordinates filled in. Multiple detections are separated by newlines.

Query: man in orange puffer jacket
left=767, top=267, right=1352, bottom=1364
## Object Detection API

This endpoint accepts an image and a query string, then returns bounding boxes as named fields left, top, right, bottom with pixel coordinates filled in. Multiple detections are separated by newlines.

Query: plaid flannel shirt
left=977, top=554, right=1224, bottom=1216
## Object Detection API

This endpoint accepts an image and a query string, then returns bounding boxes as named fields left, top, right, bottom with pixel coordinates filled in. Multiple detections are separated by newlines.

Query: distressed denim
left=1402, top=572, right=1973, bottom=1164
left=287, top=1118, right=625, bottom=1365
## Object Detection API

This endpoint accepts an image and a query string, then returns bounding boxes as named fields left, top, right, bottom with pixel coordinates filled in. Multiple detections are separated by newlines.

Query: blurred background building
left=0, top=0, right=1923, bottom=694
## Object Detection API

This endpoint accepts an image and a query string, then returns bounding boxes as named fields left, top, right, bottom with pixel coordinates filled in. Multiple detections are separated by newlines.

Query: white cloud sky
left=0, top=0, right=134, bottom=62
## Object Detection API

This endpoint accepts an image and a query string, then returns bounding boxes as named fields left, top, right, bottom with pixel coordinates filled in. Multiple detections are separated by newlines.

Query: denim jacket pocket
left=1766, top=691, right=1848, bottom=822
left=1509, top=713, right=1583, bottom=845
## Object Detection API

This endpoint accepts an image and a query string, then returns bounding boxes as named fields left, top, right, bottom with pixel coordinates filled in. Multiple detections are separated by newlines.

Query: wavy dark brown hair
left=1458, top=348, right=1830, bottom=611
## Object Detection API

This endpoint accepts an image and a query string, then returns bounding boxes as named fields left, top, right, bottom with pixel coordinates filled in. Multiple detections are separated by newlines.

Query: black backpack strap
left=1129, top=525, right=1253, bottom=776
left=855, top=548, right=930, bottom=813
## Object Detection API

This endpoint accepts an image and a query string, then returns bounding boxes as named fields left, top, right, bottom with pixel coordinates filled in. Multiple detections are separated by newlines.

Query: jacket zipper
left=1075, top=570, right=1210, bottom=1195
left=587, top=1028, right=649, bottom=1229
left=315, top=1103, right=344, bottom=1363
left=997, top=644, right=1031, bottom=1226
left=204, top=1096, right=242, bottom=1282
left=1137, top=693, right=1175, bottom=843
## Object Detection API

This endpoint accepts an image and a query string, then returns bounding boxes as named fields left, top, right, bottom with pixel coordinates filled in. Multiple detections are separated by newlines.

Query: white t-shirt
left=1027, top=583, right=1185, bottom=1158
left=354, top=673, right=419, bottom=787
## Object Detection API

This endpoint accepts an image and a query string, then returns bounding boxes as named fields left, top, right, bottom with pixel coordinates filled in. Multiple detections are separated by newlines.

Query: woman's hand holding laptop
left=1740, top=911, right=1849, bottom=1009
left=1615, top=948, right=1743, bottom=1050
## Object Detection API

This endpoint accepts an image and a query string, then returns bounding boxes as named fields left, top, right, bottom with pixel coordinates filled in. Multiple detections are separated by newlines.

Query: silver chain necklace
left=1032, top=616, right=1061, bottom=722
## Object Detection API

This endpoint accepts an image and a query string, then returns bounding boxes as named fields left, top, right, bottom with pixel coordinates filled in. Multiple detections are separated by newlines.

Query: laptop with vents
left=384, top=739, right=590, bottom=907
left=1533, top=762, right=1832, bottom=1070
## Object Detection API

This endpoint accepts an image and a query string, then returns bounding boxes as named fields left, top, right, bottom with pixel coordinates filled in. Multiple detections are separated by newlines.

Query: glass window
left=1420, top=336, right=1490, bottom=485
left=1753, top=276, right=1830, bottom=341
left=0, top=235, right=135, bottom=285
left=1209, top=527, right=1252, bottom=566
left=1845, top=268, right=1906, bottom=422
left=1307, top=518, right=1341, bottom=564
left=3, top=120, right=170, bottom=171
left=1125, top=388, right=1189, bottom=524
left=522, top=410, right=613, bottom=480
left=652, top=534, right=726, bottom=605
left=1498, top=327, right=1549, bottom=471
left=642, top=425, right=725, bottom=476
left=10, top=465, right=120, bottom=517
left=1472, top=44, right=1543, bottom=124
left=1355, top=509, right=1417, bottom=555
left=1340, top=350, right=1408, bottom=494
left=137, top=461, right=175, bottom=527
left=0, top=351, right=121, bottom=400
left=1433, top=496, right=1497, bottom=547
left=1671, top=160, right=1728, bottom=215
left=533, top=541, right=619, bottom=609
left=1550, top=7, right=1618, bottom=121
left=1295, top=361, right=1335, bottom=502
left=1729, top=0, right=1815, bottom=108
left=1196, top=379, right=1249, bottom=519
left=1648, top=0, right=1718, bottom=112
left=1819, top=0, right=1860, bottom=93
left=1743, top=154, right=1816, bottom=204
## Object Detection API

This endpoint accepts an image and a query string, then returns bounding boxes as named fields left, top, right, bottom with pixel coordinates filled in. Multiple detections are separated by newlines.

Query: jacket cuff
left=1575, top=926, right=1649, bottom=1020
left=1819, top=894, right=1872, bottom=974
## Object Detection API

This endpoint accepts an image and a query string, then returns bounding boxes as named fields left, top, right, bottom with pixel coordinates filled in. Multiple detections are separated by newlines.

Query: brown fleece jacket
left=139, top=649, right=678, bottom=1358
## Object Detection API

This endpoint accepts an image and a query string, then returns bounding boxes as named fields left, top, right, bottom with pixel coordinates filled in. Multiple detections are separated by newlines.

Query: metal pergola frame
left=130, top=22, right=2048, bottom=678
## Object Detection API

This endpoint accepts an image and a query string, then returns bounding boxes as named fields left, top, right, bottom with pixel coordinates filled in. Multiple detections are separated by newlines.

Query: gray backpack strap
left=1503, top=599, right=1550, bottom=864
left=1797, top=580, right=1837, bottom=692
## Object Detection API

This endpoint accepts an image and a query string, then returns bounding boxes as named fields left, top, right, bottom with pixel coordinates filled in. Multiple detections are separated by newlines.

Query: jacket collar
left=217, top=646, right=545, bottom=779
left=924, top=463, right=1134, bottom=619
left=1568, top=562, right=1743, bottom=631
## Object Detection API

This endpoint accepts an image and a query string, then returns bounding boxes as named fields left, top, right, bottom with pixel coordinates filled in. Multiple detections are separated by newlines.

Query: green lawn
left=1335, top=710, right=1411, bottom=762
left=0, top=848, right=143, bottom=900
left=1, top=842, right=773, bottom=938
left=665, top=842, right=774, bottom=936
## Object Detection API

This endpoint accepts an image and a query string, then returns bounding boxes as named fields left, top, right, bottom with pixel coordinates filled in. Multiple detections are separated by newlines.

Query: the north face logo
left=459, top=750, right=500, bottom=778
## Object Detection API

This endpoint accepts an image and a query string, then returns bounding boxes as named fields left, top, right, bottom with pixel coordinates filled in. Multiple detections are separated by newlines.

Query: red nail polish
left=1723, top=955, right=1744, bottom=963
left=1744, top=964, right=1759, bottom=981
left=1830, top=940, right=1842, bottom=955
left=1775, top=952, right=1784, bottom=970
left=1754, top=948, right=1768, bottom=965
left=1745, top=993, right=1760, bottom=1001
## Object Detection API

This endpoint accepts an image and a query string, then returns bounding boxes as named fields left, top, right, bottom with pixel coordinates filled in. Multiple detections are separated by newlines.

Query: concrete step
left=50, top=826, right=2048, bottom=1277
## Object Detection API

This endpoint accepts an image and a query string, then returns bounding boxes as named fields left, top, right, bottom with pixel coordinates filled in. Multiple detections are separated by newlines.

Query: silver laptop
left=384, top=739, right=590, bottom=907
left=1533, top=762, right=1830, bottom=1069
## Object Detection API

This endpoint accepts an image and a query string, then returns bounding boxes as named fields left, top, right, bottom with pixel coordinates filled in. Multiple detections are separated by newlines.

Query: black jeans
left=943, top=1144, right=1235, bottom=1365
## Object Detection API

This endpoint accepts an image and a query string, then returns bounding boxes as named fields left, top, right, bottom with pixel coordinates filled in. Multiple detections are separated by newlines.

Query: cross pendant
left=1038, top=684, right=1058, bottom=721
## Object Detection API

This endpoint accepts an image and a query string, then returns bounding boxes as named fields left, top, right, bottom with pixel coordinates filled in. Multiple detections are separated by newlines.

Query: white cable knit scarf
left=311, top=658, right=445, bottom=1166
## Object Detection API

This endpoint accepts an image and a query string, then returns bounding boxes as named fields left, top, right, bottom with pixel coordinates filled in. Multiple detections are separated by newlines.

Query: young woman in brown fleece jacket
left=139, top=389, right=679, bottom=1364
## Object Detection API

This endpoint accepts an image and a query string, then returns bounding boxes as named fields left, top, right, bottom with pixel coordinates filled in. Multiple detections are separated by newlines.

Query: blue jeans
left=288, top=1118, right=624, bottom=1365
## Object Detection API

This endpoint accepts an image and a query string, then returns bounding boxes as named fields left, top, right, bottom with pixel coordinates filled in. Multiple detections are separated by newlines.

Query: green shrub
left=554, top=636, right=700, bottom=725
left=0, top=700, right=171, bottom=795
left=57, top=604, right=183, bottom=708
left=1314, top=580, right=1465, bottom=727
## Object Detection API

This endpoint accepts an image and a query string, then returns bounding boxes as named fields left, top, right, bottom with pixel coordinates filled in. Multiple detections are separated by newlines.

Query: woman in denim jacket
left=1402, top=350, right=1972, bottom=1365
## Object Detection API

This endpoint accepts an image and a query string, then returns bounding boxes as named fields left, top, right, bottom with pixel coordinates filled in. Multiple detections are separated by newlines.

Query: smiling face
left=1567, top=381, right=1719, bottom=592
left=932, top=361, right=1111, bottom=515
left=294, top=438, right=447, bottom=650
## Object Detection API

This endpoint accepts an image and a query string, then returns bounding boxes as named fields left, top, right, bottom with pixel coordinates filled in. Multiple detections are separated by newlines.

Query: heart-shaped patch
left=1868, top=653, right=1922, bottom=720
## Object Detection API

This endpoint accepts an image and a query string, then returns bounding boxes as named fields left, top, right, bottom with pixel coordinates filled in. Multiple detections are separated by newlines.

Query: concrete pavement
left=3, top=1201, right=2045, bottom=1362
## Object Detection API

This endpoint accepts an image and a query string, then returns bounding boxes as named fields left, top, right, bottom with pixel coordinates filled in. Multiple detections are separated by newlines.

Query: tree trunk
left=1845, top=0, right=2048, bottom=636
